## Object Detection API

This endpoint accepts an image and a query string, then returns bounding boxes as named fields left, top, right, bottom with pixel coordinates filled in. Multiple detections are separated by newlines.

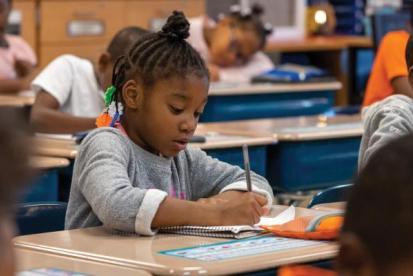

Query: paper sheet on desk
left=256, top=205, right=295, bottom=226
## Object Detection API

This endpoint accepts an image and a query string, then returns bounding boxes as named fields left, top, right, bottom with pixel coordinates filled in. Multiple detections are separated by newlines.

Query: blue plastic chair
left=16, top=202, right=67, bottom=235
left=307, top=184, right=353, bottom=208
left=371, top=11, right=411, bottom=52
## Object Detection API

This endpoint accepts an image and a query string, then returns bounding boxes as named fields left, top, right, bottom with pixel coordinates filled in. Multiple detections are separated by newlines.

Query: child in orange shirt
left=363, top=30, right=411, bottom=106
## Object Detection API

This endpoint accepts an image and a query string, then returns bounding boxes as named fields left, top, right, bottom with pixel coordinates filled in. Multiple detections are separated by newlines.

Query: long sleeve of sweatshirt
left=65, top=128, right=274, bottom=235
left=359, top=95, right=413, bottom=170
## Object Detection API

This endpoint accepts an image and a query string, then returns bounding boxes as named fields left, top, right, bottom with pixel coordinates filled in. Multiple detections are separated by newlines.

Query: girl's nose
left=180, top=116, right=197, bottom=133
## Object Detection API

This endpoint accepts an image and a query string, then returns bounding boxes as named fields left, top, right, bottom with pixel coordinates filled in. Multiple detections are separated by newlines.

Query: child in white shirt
left=30, top=27, right=148, bottom=134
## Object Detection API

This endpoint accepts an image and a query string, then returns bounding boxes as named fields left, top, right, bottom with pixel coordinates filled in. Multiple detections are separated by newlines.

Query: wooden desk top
left=209, top=81, right=342, bottom=96
left=0, top=95, right=34, bottom=107
left=32, top=129, right=275, bottom=158
left=29, top=156, right=70, bottom=170
left=201, top=114, right=363, bottom=141
left=265, top=35, right=372, bottom=53
left=15, top=248, right=151, bottom=276
left=32, top=136, right=78, bottom=159
left=14, top=205, right=337, bottom=275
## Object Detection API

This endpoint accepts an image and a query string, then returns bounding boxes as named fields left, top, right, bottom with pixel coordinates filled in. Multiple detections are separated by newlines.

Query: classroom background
left=7, top=0, right=411, bottom=214
left=3, top=0, right=413, bottom=274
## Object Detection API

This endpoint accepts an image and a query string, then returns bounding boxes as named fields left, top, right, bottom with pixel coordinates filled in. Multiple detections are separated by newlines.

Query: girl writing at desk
left=65, top=11, right=273, bottom=235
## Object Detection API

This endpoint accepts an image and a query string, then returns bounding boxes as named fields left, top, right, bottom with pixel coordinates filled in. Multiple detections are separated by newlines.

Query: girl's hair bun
left=161, top=11, right=190, bottom=41
left=251, top=4, right=264, bottom=17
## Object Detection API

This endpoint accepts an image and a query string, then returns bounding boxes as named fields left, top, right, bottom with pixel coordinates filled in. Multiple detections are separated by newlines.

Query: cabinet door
left=40, top=44, right=106, bottom=67
left=40, top=0, right=126, bottom=44
left=125, top=0, right=205, bottom=29
left=12, top=0, right=37, bottom=52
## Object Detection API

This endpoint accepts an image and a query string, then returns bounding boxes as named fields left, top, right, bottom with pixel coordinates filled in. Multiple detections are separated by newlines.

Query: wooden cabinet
left=39, top=0, right=126, bottom=66
left=13, top=0, right=37, bottom=53
left=37, top=0, right=205, bottom=67
left=125, top=0, right=205, bottom=29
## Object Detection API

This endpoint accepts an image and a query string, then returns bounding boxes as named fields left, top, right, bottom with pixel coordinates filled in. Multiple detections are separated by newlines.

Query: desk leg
left=22, top=169, right=59, bottom=202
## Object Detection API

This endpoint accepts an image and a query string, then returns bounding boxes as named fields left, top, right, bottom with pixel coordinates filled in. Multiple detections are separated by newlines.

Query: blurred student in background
left=0, top=0, right=37, bottom=94
left=30, top=27, right=148, bottom=134
left=187, top=4, right=274, bottom=82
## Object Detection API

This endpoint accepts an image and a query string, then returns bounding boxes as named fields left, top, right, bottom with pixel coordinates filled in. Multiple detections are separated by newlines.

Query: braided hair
left=96, top=11, right=209, bottom=128
left=227, top=4, right=272, bottom=49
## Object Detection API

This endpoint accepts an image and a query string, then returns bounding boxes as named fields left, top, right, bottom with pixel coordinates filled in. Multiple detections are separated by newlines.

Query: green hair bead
left=104, top=85, right=117, bottom=106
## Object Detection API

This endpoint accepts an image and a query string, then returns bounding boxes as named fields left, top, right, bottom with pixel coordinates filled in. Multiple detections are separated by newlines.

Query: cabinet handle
left=67, top=20, right=105, bottom=37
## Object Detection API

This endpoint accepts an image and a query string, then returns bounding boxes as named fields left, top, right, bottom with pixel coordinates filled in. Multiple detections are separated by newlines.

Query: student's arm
left=30, top=55, right=96, bottom=134
left=186, top=147, right=274, bottom=208
left=30, top=91, right=96, bottom=134
left=359, top=95, right=413, bottom=170
left=73, top=130, right=267, bottom=235
left=0, top=60, right=38, bottom=94
left=391, top=76, right=413, bottom=98
left=218, top=52, right=274, bottom=82
left=0, top=79, right=29, bottom=94
left=152, top=192, right=267, bottom=227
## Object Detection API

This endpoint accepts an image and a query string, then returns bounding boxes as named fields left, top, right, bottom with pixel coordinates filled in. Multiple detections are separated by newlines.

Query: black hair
left=227, top=3, right=272, bottom=49
left=342, top=134, right=413, bottom=269
left=109, top=11, right=209, bottom=108
left=406, top=35, right=413, bottom=70
left=106, top=26, right=149, bottom=63
left=0, top=108, right=30, bottom=215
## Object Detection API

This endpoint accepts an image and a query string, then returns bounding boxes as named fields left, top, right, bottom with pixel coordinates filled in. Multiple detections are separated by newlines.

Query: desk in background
left=13, top=205, right=337, bottom=275
left=194, top=126, right=275, bottom=177
left=202, top=81, right=342, bottom=122
left=24, top=156, right=70, bottom=202
left=265, top=35, right=373, bottom=105
left=0, top=95, right=34, bottom=107
left=203, top=114, right=362, bottom=192
left=265, top=35, right=372, bottom=53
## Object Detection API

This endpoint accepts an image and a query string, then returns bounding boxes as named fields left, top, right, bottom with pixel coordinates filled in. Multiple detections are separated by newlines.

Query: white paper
left=256, top=205, right=295, bottom=226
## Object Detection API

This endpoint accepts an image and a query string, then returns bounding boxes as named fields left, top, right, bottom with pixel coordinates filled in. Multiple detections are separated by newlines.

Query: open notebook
left=159, top=205, right=296, bottom=239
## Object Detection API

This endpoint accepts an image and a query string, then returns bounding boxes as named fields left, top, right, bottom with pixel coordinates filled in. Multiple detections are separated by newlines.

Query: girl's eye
left=169, top=106, right=183, bottom=114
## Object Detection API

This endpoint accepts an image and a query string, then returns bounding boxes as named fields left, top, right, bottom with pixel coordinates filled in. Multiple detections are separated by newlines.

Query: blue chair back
left=371, top=11, right=411, bottom=52
left=308, top=184, right=353, bottom=208
left=16, top=202, right=67, bottom=235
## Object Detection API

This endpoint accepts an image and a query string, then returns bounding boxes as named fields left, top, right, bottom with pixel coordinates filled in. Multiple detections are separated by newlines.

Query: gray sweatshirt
left=65, top=127, right=273, bottom=235
left=359, top=95, right=413, bottom=170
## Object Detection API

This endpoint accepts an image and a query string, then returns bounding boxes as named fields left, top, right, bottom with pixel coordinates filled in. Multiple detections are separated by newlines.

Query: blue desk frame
left=205, top=146, right=267, bottom=177
left=201, top=89, right=336, bottom=122
left=23, top=170, right=59, bottom=202
left=266, top=137, right=360, bottom=192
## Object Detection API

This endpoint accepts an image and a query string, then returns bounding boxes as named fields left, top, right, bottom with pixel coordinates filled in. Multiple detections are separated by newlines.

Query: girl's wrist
left=188, top=201, right=222, bottom=226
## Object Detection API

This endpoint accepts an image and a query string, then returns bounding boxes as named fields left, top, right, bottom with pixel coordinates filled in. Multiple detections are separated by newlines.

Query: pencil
left=242, top=144, right=252, bottom=192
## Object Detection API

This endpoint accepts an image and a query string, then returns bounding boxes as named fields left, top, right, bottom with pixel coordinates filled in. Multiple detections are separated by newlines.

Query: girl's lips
left=173, top=140, right=188, bottom=151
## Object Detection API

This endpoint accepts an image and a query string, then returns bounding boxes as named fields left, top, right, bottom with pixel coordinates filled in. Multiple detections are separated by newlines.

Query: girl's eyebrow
left=170, top=92, right=188, bottom=100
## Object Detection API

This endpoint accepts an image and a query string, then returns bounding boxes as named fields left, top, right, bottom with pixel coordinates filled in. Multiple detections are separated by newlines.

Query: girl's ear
left=122, top=80, right=143, bottom=110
